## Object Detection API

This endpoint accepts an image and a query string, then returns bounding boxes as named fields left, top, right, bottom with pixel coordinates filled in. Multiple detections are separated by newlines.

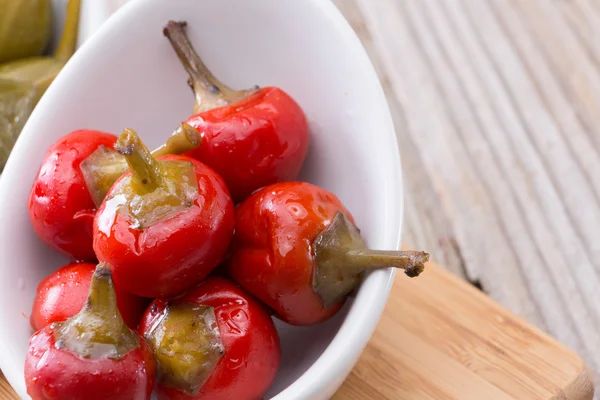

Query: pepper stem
left=53, top=0, right=81, bottom=61
left=345, top=250, right=428, bottom=277
left=313, top=212, right=429, bottom=308
left=163, top=20, right=258, bottom=114
left=151, top=122, right=201, bottom=158
left=85, top=263, right=118, bottom=314
left=53, top=264, right=139, bottom=359
left=115, top=128, right=162, bottom=192
left=81, top=124, right=200, bottom=207
left=144, top=303, right=225, bottom=394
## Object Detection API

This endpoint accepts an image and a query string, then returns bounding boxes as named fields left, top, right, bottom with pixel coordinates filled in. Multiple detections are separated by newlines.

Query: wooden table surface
left=332, top=0, right=600, bottom=393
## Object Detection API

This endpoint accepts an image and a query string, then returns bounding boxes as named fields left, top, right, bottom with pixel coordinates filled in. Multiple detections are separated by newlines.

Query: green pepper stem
left=144, top=303, right=225, bottom=394
left=54, top=263, right=139, bottom=359
left=54, top=0, right=81, bottom=61
left=163, top=20, right=258, bottom=114
left=312, top=212, right=429, bottom=307
left=84, top=263, right=119, bottom=317
left=152, top=122, right=201, bottom=158
left=115, top=128, right=162, bottom=192
left=345, top=250, right=429, bottom=277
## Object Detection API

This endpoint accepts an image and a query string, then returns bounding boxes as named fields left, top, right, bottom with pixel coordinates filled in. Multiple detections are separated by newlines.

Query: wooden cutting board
left=0, top=260, right=594, bottom=399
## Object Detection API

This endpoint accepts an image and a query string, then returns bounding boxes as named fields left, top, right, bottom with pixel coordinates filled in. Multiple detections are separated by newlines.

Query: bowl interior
left=0, top=0, right=401, bottom=398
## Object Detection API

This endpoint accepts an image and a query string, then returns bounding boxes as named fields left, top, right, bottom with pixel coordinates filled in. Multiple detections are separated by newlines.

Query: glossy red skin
left=139, top=277, right=280, bottom=400
left=25, top=324, right=155, bottom=400
left=185, top=87, right=309, bottom=202
left=93, top=155, right=235, bottom=298
left=228, top=182, right=355, bottom=325
left=28, top=130, right=117, bottom=261
left=30, top=263, right=147, bottom=331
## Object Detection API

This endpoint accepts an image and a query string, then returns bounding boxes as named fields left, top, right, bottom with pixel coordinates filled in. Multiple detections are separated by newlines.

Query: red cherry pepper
left=28, top=124, right=200, bottom=262
left=30, top=262, right=147, bottom=331
left=164, top=21, right=309, bottom=202
left=93, top=129, right=234, bottom=298
left=139, top=277, right=280, bottom=400
left=228, top=182, right=429, bottom=325
left=25, top=264, right=156, bottom=400
left=28, top=129, right=117, bottom=261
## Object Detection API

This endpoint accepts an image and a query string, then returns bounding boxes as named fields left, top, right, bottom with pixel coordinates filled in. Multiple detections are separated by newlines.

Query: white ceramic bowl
left=0, top=0, right=402, bottom=398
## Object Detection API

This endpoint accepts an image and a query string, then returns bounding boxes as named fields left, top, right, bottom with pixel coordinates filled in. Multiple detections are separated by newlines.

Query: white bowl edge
left=271, top=1, right=403, bottom=399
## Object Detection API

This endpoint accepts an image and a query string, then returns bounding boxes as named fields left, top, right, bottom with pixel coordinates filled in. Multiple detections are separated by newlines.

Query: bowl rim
left=0, top=0, right=403, bottom=398
left=269, top=1, right=402, bottom=398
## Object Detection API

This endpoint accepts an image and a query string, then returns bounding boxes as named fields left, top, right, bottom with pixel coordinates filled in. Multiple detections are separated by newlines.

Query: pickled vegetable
left=0, top=0, right=52, bottom=63
left=0, top=0, right=81, bottom=170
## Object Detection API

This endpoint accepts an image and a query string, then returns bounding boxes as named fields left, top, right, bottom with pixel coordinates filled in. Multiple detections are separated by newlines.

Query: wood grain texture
left=0, top=374, right=15, bottom=400
left=332, top=0, right=600, bottom=393
left=0, top=261, right=592, bottom=400
left=332, top=262, right=593, bottom=400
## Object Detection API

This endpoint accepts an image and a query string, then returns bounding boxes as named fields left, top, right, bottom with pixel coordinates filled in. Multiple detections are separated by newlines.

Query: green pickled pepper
left=0, top=0, right=52, bottom=64
left=0, top=0, right=81, bottom=170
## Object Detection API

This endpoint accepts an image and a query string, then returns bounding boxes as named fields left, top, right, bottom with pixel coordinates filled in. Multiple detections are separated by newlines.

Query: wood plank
left=0, top=374, right=15, bottom=400
left=334, top=261, right=593, bottom=399
left=1, top=261, right=593, bottom=399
